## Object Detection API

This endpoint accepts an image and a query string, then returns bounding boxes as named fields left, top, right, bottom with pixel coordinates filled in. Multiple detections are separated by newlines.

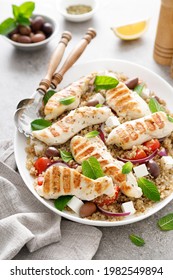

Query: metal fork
left=14, top=28, right=96, bottom=137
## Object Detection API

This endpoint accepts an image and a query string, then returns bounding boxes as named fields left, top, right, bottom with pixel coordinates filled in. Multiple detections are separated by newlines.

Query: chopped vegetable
left=149, top=97, right=165, bottom=113
left=143, top=139, right=160, bottom=152
left=94, top=186, right=119, bottom=207
left=34, top=157, right=52, bottom=174
left=97, top=205, right=130, bottom=217
left=134, top=82, right=145, bottom=95
left=117, top=149, right=158, bottom=164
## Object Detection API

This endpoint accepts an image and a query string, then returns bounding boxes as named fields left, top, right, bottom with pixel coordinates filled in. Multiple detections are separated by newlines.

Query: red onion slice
left=97, top=205, right=130, bottom=217
left=46, top=160, right=70, bottom=170
left=117, top=149, right=158, bottom=164
left=158, top=148, right=167, bottom=157
left=98, top=124, right=106, bottom=143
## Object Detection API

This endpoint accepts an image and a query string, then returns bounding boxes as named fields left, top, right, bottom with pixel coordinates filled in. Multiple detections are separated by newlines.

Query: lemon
left=111, top=20, right=149, bottom=40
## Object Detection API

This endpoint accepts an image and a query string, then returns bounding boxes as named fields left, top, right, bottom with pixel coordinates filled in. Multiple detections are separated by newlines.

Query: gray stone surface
left=0, top=0, right=173, bottom=260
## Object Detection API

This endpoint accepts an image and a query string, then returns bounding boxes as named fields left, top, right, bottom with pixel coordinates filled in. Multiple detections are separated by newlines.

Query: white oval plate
left=14, top=59, right=173, bottom=227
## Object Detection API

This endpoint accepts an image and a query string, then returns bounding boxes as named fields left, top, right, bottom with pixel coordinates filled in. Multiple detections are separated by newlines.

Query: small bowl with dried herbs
left=0, top=1, right=57, bottom=50
left=57, top=0, right=99, bottom=22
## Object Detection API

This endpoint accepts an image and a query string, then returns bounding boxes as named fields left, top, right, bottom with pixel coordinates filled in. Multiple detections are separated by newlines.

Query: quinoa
left=25, top=71, right=173, bottom=222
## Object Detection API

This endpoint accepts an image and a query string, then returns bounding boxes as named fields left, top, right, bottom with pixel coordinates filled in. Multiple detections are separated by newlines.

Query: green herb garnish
left=59, top=150, right=73, bottom=163
left=59, top=96, right=76, bottom=105
left=129, top=234, right=145, bottom=246
left=134, top=82, right=145, bottom=95
left=122, top=162, right=133, bottom=174
left=167, top=114, right=173, bottom=123
left=85, top=130, right=99, bottom=138
left=148, top=97, right=165, bottom=113
left=94, top=76, right=119, bottom=91
left=31, top=119, right=52, bottom=130
left=82, top=156, right=104, bottom=179
left=137, top=177, right=160, bottom=202
left=0, top=2, right=35, bottom=35
left=158, top=213, right=173, bottom=231
left=95, top=104, right=103, bottom=108
left=54, top=195, right=73, bottom=211
left=43, top=90, right=56, bottom=105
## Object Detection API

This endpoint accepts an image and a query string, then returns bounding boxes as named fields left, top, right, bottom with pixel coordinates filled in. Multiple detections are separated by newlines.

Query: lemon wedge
left=111, top=20, right=149, bottom=40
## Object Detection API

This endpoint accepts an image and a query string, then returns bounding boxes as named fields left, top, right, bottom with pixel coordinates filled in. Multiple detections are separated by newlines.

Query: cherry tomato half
left=34, top=157, right=52, bottom=175
left=130, top=149, right=147, bottom=160
left=143, top=139, right=161, bottom=152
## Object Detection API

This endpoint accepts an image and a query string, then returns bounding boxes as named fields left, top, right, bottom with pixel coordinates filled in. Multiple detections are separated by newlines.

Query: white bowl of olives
left=4, top=14, right=57, bottom=50
left=57, top=0, right=99, bottom=22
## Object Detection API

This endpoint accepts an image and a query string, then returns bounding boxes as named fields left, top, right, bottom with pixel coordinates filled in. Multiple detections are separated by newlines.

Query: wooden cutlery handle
left=50, top=28, right=97, bottom=89
left=37, top=31, right=72, bottom=94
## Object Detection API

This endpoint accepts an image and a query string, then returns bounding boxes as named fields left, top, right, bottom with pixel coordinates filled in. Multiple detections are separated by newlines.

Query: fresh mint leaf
left=129, top=234, right=145, bottom=246
left=149, top=97, right=165, bottom=113
left=167, top=114, right=173, bottom=123
left=18, top=2, right=35, bottom=18
left=85, top=130, right=99, bottom=138
left=59, top=96, right=76, bottom=105
left=82, top=157, right=104, bottom=179
left=134, top=82, right=145, bottom=95
left=54, top=195, right=73, bottom=211
left=0, top=18, right=16, bottom=35
left=95, top=104, right=103, bottom=108
left=12, top=5, right=20, bottom=19
left=158, top=213, right=173, bottom=231
left=43, top=90, right=56, bottom=105
left=122, top=161, right=133, bottom=174
left=137, top=177, right=160, bottom=202
left=16, top=15, right=30, bottom=26
left=31, top=119, right=52, bottom=130
left=59, top=150, right=73, bottom=163
left=94, top=75, right=119, bottom=91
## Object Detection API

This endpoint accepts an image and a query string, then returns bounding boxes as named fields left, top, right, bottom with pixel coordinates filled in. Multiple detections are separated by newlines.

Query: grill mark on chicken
left=73, top=172, right=81, bottom=189
left=44, top=171, right=51, bottom=193
left=153, top=112, right=164, bottom=129
left=52, top=167, right=61, bottom=193
left=63, top=168, right=71, bottom=193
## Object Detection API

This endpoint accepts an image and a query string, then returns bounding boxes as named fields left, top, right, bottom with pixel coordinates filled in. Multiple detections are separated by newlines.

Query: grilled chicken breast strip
left=35, top=165, right=114, bottom=200
left=32, top=106, right=111, bottom=146
left=106, top=81, right=150, bottom=119
left=107, top=111, right=173, bottom=149
left=44, top=74, right=95, bottom=120
left=70, top=136, right=142, bottom=198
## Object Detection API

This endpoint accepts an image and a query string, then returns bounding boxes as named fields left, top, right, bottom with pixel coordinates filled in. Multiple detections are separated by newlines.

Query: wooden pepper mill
left=153, top=0, right=173, bottom=66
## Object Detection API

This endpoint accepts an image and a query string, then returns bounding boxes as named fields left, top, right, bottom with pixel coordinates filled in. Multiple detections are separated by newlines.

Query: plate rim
left=14, top=58, right=173, bottom=227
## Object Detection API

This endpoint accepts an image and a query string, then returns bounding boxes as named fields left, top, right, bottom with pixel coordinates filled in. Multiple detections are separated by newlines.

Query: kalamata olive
left=19, top=25, right=31, bottom=35
left=79, top=202, right=97, bottom=218
left=45, top=147, right=60, bottom=158
left=17, top=35, right=32, bottom=43
left=147, top=160, right=160, bottom=178
left=31, top=16, right=45, bottom=32
left=11, top=33, right=20, bottom=42
left=125, top=77, right=139, bottom=89
left=31, top=33, right=46, bottom=43
left=86, top=99, right=99, bottom=107
left=42, top=22, right=53, bottom=36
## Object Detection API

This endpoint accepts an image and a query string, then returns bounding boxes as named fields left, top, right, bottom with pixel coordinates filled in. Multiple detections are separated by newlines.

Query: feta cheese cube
left=121, top=201, right=136, bottom=215
left=93, top=93, right=105, bottom=104
left=141, top=87, right=150, bottom=99
left=161, top=156, right=173, bottom=169
left=67, top=196, right=84, bottom=215
left=106, top=116, right=120, bottom=127
left=133, top=164, right=149, bottom=178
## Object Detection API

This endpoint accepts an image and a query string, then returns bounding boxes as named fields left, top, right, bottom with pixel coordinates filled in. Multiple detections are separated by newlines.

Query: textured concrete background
left=0, top=0, right=173, bottom=259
